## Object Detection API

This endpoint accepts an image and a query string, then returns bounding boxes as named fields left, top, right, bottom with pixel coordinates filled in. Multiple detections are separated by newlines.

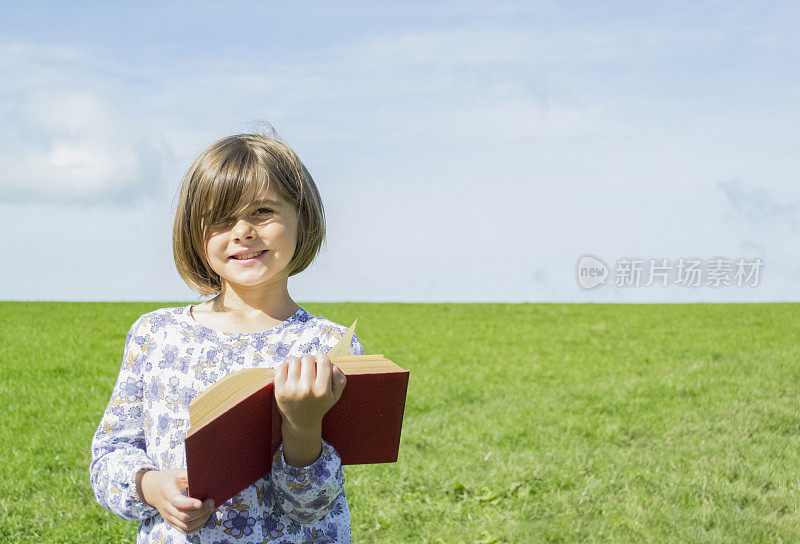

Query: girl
left=90, top=132, right=365, bottom=544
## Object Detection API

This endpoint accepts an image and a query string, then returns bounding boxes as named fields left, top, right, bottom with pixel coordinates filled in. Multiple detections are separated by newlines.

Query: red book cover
left=185, top=363, right=409, bottom=506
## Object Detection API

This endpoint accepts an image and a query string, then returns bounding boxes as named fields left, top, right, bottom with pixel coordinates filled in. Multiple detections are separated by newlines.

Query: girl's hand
left=274, top=353, right=347, bottom=432
left=140, top=469, right=215, bottom=534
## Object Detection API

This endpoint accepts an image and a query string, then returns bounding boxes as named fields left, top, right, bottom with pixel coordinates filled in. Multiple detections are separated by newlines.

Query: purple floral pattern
left=90, top=304, right=364, bottom=543
left=222, top=507, right=256, bottom=538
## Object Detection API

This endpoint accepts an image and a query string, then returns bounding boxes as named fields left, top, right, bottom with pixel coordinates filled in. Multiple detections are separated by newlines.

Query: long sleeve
left=270, top=438, right=346, bottom=523
left=269, top=332, right=366, bottom=523
left=89, top=317, right=159, bottom=521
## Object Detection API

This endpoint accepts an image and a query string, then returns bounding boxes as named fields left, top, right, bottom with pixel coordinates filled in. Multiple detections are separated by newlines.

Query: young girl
left=90, top=132, right=365, bottom=544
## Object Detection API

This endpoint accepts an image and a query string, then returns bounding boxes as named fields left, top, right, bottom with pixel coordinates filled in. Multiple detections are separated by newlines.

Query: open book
left=184, top=320, right=410, bottom=506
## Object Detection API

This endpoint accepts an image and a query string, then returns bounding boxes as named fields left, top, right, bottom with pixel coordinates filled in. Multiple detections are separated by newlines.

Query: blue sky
left=1, top=1, right=798, bottom=302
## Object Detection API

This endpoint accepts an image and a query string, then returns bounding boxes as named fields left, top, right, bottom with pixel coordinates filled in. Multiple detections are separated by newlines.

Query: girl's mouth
left=229, top=250, right=268, bottom=263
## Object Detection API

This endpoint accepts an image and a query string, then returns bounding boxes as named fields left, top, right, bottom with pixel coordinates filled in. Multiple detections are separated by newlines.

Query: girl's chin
left=220, top=271, right=291, bottom=287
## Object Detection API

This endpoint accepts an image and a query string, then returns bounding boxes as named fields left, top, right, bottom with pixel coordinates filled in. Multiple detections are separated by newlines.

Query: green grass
left=1, top=302, right=799, bottom=543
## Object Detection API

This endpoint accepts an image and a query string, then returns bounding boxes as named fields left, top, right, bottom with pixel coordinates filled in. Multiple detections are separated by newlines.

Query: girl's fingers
left=315, top=355, right=333, bottom=395
left=165, top=504, right=202, bottom=533
left=170, top=499, right=214, bottom=534
left=332, top=364, right=346, bottom=387
left=185, top=500, right=215, bottom=521
left=275, top=361, right=288, bottom=387
left=165, top=499, right=189, bottom=522
left=315, top=352, right=331, bottom=365
left=166, top=490, right=202, bottom=518
left=164, top=504, right=191, bottom=532
left=331, top=365, right=347, bottom=399
left=185, top=501, right=215, bottom=533
left=299, top=355, right=316, bottom=388
left=287, top=357, right=302, bottom=383
left=172, top=492, right=203, bottom=510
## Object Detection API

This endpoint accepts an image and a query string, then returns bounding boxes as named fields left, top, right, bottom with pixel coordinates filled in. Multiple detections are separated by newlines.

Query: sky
left=1, top=1, right=798, bottom=303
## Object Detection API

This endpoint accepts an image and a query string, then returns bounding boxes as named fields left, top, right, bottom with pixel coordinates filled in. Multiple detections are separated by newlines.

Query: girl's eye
left=209, top=208, right=273, bottom=229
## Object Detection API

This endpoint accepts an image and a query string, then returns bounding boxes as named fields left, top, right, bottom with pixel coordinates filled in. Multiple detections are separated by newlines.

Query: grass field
left=0, top=301, right=798, bottom=543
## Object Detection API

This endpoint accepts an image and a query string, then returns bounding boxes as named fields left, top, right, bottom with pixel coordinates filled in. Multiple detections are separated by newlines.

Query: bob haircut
left=172, top=132, right=325, bottom=297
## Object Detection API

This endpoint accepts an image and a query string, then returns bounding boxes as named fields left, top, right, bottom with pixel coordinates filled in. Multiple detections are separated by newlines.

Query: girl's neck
left=211, top=282, right=299, bottom=321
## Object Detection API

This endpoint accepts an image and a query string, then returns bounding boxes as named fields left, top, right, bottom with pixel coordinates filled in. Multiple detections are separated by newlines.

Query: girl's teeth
left=234, top=251, right=263, bottom=260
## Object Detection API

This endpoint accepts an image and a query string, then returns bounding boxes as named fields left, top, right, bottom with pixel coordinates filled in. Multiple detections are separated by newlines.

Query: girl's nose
left=231, top=218, right=256, bottom=240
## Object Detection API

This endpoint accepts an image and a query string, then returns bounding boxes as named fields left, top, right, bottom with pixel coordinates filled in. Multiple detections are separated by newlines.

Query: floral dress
left=90, top=304, right=365, bottom=544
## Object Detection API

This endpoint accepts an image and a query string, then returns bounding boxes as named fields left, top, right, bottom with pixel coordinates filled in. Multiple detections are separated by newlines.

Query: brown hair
left=172, top=130, right=325, bottom=297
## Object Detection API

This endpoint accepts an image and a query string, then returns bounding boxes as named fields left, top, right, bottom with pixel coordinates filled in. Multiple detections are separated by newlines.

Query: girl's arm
left=89, top=317, right=160, bottom=521
left=269, top=333, right=366, bottom=523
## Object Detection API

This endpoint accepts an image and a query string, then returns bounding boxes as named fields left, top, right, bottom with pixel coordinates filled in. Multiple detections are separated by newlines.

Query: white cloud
left=0, top=45, right=173, bottom=206
left=718, top=178, right=797, bottom=227
left=712, top=178, right=799, bottom=291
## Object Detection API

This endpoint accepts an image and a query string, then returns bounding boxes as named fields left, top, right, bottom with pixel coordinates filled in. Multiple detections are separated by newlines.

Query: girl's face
left=203, top=188, right=299, bottom=292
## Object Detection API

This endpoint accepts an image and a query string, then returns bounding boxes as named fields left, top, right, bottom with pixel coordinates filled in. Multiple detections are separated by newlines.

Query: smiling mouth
left=230, top=250, right=268, bottom=261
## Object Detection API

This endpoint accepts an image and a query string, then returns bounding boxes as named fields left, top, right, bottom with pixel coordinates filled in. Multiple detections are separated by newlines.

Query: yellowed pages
left=188, top=356, right=397, bottom=435
left=327, top=319, right=358, bottom=359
